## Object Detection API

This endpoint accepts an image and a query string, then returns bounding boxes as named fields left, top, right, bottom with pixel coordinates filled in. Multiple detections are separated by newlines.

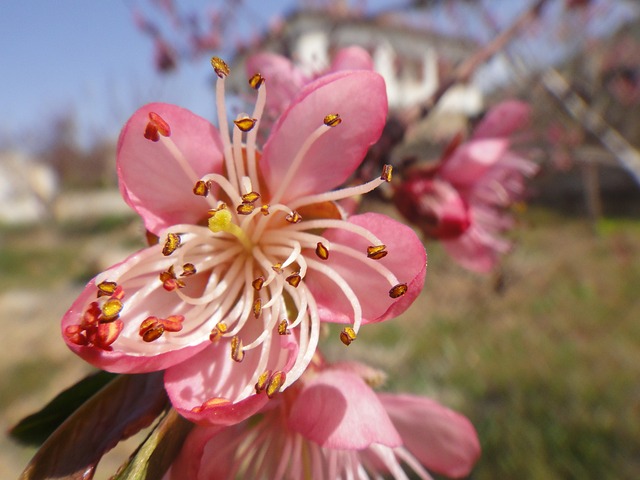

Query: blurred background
left=2, top=0, right=640, bottom=478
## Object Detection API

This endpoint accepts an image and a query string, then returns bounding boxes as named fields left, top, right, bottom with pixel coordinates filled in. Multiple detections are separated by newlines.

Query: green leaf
left=19, top=372, right=168, bottom=480
left=10, top=370, right=118, bottom=446
left=113, top=409, right=194, bottom=480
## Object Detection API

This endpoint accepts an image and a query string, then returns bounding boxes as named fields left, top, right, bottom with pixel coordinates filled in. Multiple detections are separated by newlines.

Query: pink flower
left=246, top=46, right=374, bottom=130
left=61, top=58, right=426, bottom=425
left=395, top=100, right=538, bottom=273
left=167, top=360, right=480, bottom=479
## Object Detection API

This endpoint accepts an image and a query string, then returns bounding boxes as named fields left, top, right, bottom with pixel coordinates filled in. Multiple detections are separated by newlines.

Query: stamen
left=234, top=117, right=257, bottom=132
left=315, top=242, right=329, bottom=260
left=266, top=371, right=286, bottom=398
left=242, top=191, right=261, bottom=203
left=323, top=113, right=342, bottom=127
left=149, top=112, right=171, bottom=137
left=181, top=263, right=196, bottom=276
left=140, top=318, right=164, bottom=343
left=97, top=281, right=117, bottom=297
left=255, top=369, right=271, bottom=393
left=253, top=298, right=262, bottom=318
left=193, top=180, right=209, bottom=196
left=162, top=233, right=181, bottom=256
left=287, top=219, right=384, bottom=246
left=381, top=164, right=393, bottom=182
left=367, top=244, right=388, bottom=260
left=249, top=73, right=265, bottom=90
left=260, top=204, right=270, bottom=216
left=237, top=203, right=255, bottom=215
left=272, top=263, right=283, bottom=274
left=389, top=283, right=408, bottom=298
left=210, top=56, right=230, bottom=78
left=278, top=319, right=291, bottom=335
left=340, top=326, right=357, bottom=346
left=286, top=273, right=301, bottom=288
left=288, top=175, right=386, bottom=211
left=285, top=211, right=303, bottom=224
left=231, top=336, right=244, bottom=362
left=101, top=298, right=123, bottom=321
left=209, top=322, right=228, bottom=342
left=252, top=276, right=265, bottom=291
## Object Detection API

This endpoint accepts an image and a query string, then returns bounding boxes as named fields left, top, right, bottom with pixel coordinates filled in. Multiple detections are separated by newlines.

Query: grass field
left=2, top=203, right=639, bottom=479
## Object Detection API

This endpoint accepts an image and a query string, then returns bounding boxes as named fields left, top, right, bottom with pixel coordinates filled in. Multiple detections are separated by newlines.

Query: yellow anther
left=181, top=263, right=196, bottom=276
left=260, top=204, right=270, bottom=216
left=241, top=191, right=261, bottom=203
left=237, top=203, right=255, bottom=215
left=367, top=244, right=388, bottom=260
left=381, top=164, right=393, bottom=182
left=211, top=56, right=230, bottom=78
left=253, top=298, right=262, bottom=318
left=101, top=298, right=123, bottom=321
left=162, top=233, right=181, bottom=256
left=278, top=319, right=291, bottom=336
left=286, top=273, right=301, bottom=288
left=231, top=336, right=244, bottom=362
left=389, top=283, right=408, bottom=298
left=272, top=263, right=283, bottom=274
left=209, top=322, right=228, bottom=342
left=315, top=242, right=329, bottom=260
left=249, top=72, right=265, bottom=90
left=266, top=371, right=286, bottom=398
left=252, top=276, right=265, bottom=291
left=193, top=180, right=209, bottom=196
left=208, top=208, right=233, bottom=233
left=234, top=117, right=258, bottom=132
left=285, top=211, right=303, bottom=224
left=255, top=369, right=272, bottom=393
left=340, top=327, right=357, bottom=346
left=97, top=281, right=117, bottom=297
left=324, top=113, right=342, bottom=127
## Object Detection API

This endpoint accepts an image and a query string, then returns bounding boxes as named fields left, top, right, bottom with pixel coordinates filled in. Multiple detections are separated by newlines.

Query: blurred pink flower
left=395, top=100, right=538, bottom=273
left=167, top=360, right=480, bottom=479
left=246, top=46, right=374, bottom=129
left=62, top=61, right=426, bottom=426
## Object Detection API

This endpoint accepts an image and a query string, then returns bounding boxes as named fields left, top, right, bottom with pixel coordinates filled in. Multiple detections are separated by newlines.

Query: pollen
left=209, top=322, right=228, bottom=342
left=231, top=336, right=244, bottom=362
left=315, top=242, right=329, bottom=260
left=381, top=164, right=393, bottom=182
left=253, top=298, right=262, bottom=318
left=162, top=233, right=181, bottom=256
left=211, top=56, right=230, bottom=78
left=255, top=369, right=272, bottom=393
left=278, top=319, right=291, bottom=335
left=285, top=273, right=301, bottom=288
left=101, top=298, right=123, bottom=321
left=260, top=204, right=270, bottom=216
left=285, top=211, right=302, bottom=224
left=323, top=113, right=342, bottom=127
left=236, top=203, right=255, bottom=215
left=340, top=327, right=357, bottom=346
left=249, top=72, right=265, bottom=90
left=241, top=191, right=261, bottom=203
left=97, top=280, right=117, bottom=297
left=234, top=117, right=257, bottom=132
left=266, top=371, right=286, bottom=398
left=252, top=276, right=265, bottom=291
left=193, top=180, right=209, bottom=196
left=389, top=283, right=408, bottom=298
left=367, top=244, right=388, bottom=260
left=181, top=263, right=196, bottom=276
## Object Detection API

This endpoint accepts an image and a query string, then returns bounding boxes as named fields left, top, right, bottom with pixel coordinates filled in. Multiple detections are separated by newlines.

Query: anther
left=253, top=298, right=262, bottom=318
left=340, top=327, right=357, bottom=346
left=324, top=113, right=342, bottom=127
left=260, top=204, right=270, bottom=216
left=101, top=298, right=123, bottom=321
left=160, top=314, right=184, bottom=332
left=160, top=265, right=186, bottom=291
left=237, top=203, right=255, bottom=215
left=315, top=242, right=329, bottom=260
left=231, top=336, right=244, bottom=362
left=162, top=233, right=181, bottom=256
left=272, top=263, right=283, bottom=274
left=64, top=325, right=88, bottom=346
left=255, top=369, right=272, bottom=393
left=149, top=112, right=171, bottom=136
left=285, top=273, right=301, bottom=288
left=181, top=263, right=196, bottom=276
left=367, top=244, right=388, bottom=260
left=97, top=280, right=117, bottom=297
left=234, top=117, right=258, bottom=132
left=381, top=164, right=393, bottom=182
left=278, top=319, right=291, bottom=335
left=389, top=283, right=408, bottom=298
left=193, top=180, right=209, bottom=196
left=285, top=211, right=303, bottom=224
left=252, top=276, right=265, bottom=291
left=266, top=371, right=286, bottom=398
left=209, top=322, right=228, bottom=342
left=249, top=72, right=265, bottom=90
left=241, top=191, right=261, bottom=203
left=139, top=317, right=165, bottom=342
left=211, top=56, right=230, bottom=78
left=94, top=321, right=124, bottom=349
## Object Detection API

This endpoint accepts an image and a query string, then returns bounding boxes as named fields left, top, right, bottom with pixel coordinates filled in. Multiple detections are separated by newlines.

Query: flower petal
left=168, top=424, right=230, bottom=480
left=117, top=103, right=224, bottom=235
left=288, top=369, right=401, bottom=449
left=378, top=393, right=481, bottom=478
left=164, top=324, right=297, bottom=426
left=261, top=70, right=387, bottom=202
left=306, top=212, right=426, bottom=324
left=330, top=46, right=374, bottom=72
left=439, top=138, right=509, bottom=190
left=473, top=100, right=530, bottom=139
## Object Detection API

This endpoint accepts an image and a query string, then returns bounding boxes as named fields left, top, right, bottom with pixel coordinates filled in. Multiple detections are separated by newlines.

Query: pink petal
left=306, top=212, right=426, bottom=324
left=117, top=103, right=223, bottom=235
left=168, top=425, right=228, bottom=480
left=260, top=70, right=387, bottom=203
left=246, top=52, right=307, bottom=117
left=164, top=324, right=297, bottom=426
left=61, top=247, right=211, bottom=373
left=473, top=100, right=530, bottom=139
left=441, top=222, right=506, bottom=273
left=378, top=393, right=481, bottom=478
left=288, top=369, right=401, bottom=449
left=439, top=138, right=509, bottom=191
left=330, top=46, right=374, bottom=72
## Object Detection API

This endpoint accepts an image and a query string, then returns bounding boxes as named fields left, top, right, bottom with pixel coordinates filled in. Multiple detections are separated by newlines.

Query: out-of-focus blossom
left=167, top=359, right=480, bottom=479
left=61, top=59, right=426, bottom=426
left=395, top=100, right=538, bottom=273
left=246, top=46, right=374, bottom=129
